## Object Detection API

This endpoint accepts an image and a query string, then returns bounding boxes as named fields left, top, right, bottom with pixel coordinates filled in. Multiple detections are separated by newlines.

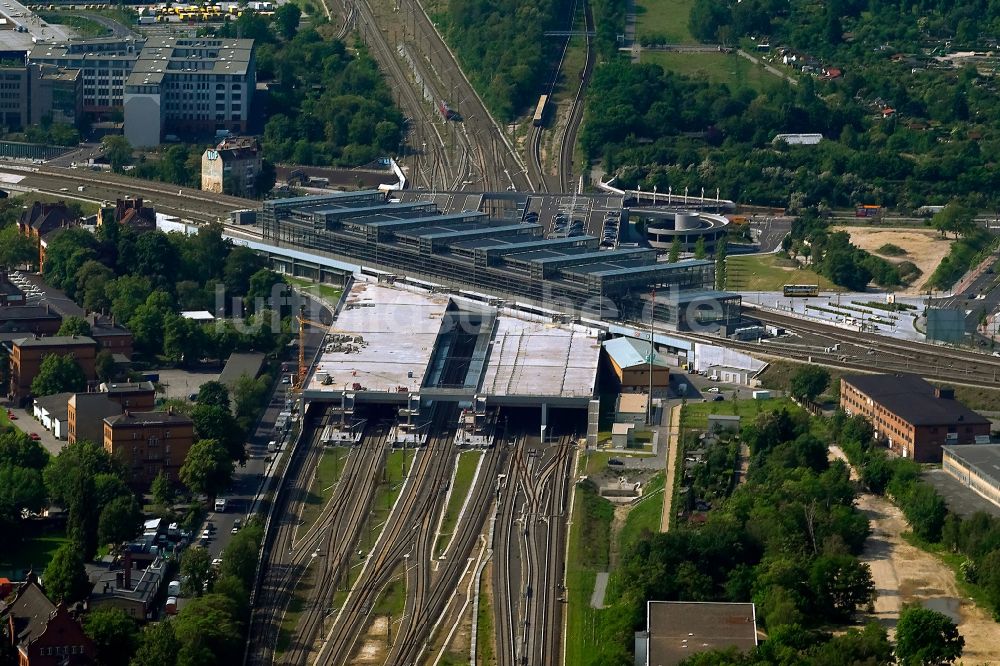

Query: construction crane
left=295, top=305, right=331, bottom=390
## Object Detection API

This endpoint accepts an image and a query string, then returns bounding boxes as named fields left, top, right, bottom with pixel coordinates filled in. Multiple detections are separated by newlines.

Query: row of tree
left=39, top=221, right=292, bottom=362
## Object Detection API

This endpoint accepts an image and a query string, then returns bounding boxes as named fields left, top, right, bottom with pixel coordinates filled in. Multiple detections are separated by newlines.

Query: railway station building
left=840, top=374, right=990, bottom=462
left=260, top=191, right=742, bottom=332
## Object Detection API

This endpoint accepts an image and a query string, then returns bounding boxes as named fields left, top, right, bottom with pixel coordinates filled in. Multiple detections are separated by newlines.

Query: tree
left=790, top=366, right=830, bottom=403
left=95, top=349, right=118, bottom=383
left=220, top=522, right=262, bottom=588
left=232, top=374, right=268, bottom=431
left=57, top=315, right=93, bottom=337
left=191, top=405, right=246, bottom=462
left=84, top=608, right=139, bottom=666
left=43, top=542, right=92, bottom=603
left=30, top=353, right=87, bottom=397
left=900, top=482, right=948, bottom=542
left=809, top=554, right=876, bottom=621
left=694, top=236, right=706, bottom=259
left=173, top=593, right=244, bottom=665
left=102, top=135, right=133, bottom=173
left=151, top=470, right=175, bottom=509
left=895, top=605, right=964, bottom=665
left=931, top=202, right=976, bottom=239
left=273, top=2, right=301, bottom=40
left=98, top=495, right=143, bottom=547
left=130, top=619, right=179, bottom=666
left=196, top=381, right=230, bottom=410
left=180, top=439, right=234, bottom=499
left=0, top=465, right=47, bottom=517
left=0, top=224, right=37, bottom=269
left=181, top=546, right=213, bottom=597
left=714, top=238, right=727, bottom=290
left=668, top=237, right=681, bottom=263
left=223, top=246, right=264, bottom=299
left=163, top=314, right=206, bottom=366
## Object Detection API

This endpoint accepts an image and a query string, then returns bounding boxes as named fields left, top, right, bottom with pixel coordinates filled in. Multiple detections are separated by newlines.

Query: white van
left=267, top=441, right=277, bottom=453
left=214, top=498, right=227, bottom=512
left=167, top=580, right=181, bottom=596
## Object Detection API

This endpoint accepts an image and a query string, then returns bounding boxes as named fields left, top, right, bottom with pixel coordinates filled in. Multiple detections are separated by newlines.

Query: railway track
left=492, top=431, right=573, bottom=666
left=557, top=0, right=594, bottom=194
left=279, top=426, right=392, bottom=665
left=388, top=440, right=505, bottom=664
left=314, top=407, right=458, bottom=665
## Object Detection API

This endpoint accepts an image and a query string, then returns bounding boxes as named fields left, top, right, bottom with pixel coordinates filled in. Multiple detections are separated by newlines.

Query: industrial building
left=603, top=337, right=670, bottom=388
left=124, top=37, right=255, bottom=147
left=637, top=601, right=758, bottom=665
left=942, top=444, right=1000, bottom=511
left=840, top=374, right=990, bottom=462
left=261, top=191, right=742, bottom=332
left=635, top=209, right=730, bottom=254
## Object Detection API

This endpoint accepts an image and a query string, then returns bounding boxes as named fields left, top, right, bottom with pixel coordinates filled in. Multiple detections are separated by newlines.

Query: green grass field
left=477, top=576, right=496, bottom=664
left=635, top=0, right=697, bottom=44
left=565, top=479, right=614, bottom=666
left=680, top=397, right=797, bottom=431
left=298, top=448, right=349, bottom=535
left=286, top=276, right=344, bottom=305
left=363, top=449, right=413, bottom=552
left=0, top=533, right=69, bottom=580
left=372, top=569, right=407, bottom=617
left=435, top=451, right=483, bottom=557
left=727, top=253, right=837, bottom=292
left=617, top=473, right=665, bottom=554
left=643, top=51, right=783, bottom=93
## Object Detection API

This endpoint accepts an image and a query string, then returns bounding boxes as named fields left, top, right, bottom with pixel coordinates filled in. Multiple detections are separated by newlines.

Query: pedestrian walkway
left=659, top=404, right=682, bottom=532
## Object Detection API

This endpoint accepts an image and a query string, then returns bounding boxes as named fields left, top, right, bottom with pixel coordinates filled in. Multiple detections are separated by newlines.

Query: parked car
left=29, top=433, right=40, bottom=441
left=608, top=458, right=625, bottom=466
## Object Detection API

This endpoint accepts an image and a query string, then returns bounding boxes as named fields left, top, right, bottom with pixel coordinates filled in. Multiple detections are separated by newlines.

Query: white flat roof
left=307, top=282, right=449, bottom=394
left=480, top=316, right=600, bottom=399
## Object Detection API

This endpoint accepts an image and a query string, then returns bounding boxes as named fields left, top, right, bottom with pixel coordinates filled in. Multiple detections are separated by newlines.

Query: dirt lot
left=829, top=446, right=998, bottom=662
left=833, top=226, right=953, bottom=294
left=858, top=493, right=998, bottom=663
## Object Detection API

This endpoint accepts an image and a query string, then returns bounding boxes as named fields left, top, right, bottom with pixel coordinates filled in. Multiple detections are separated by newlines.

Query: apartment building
left=6, top=335, right=98, bottom=406
left=201, top=136, right=261, bottom=195
left=124, top=37, right=255, bottom=148
left=103, top=410, right=195, bottom=487
left=840, top=373, right=991, bottom=462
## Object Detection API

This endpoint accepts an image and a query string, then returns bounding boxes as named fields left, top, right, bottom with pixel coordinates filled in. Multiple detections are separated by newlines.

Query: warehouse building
left=942, top=444, right=1000, bottom=511
left=603, top=337, right=670, bottom=389
left=840, top=374, right=990, bottom=462
left=637, top=601, right=758, bottom=665
left=260, top=191, right=742, bottom=332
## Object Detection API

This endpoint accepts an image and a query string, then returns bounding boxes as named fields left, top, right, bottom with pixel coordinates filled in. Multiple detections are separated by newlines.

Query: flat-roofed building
left=123, top=37, right=255, bottom=147
left=99, top=381, right=156, bottom=411
left=639, top=601, right=758, bottom=665
left=201, top=136, right=261, bottom=195
left=103, top=410, right=195, bottom=487
left=28, top=37, right=144, bottom=118
left=942, top=444, right=1000, bottom=510
left=840, top=374, right=991, bottom=462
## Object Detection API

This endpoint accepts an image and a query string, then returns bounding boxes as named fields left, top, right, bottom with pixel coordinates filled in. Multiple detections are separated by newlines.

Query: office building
left=840, top=374, right=991, bottom=462
left=124, top=37, right=255, bottom=147
left=28, top=37, right=144, bottom=118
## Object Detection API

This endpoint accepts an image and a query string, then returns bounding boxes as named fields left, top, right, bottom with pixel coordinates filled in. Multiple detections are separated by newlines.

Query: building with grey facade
left=124, top=37, right=255, bottom=147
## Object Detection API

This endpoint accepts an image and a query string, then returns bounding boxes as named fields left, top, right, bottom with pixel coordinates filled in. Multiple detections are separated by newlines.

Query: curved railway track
left=557, top=0, right=594, bottom=194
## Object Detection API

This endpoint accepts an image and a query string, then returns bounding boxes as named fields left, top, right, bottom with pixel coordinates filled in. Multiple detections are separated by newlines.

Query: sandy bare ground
left=830, top=446, right=999, bottom=663
left=833, top=226, right=954, bottom=294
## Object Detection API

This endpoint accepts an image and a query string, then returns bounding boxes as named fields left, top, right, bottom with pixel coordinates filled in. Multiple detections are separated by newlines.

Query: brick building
left=840, top=373, right=991, bottom=462
left=99, top=381, right=156, bottom=411
left=68, top=392, right=122, bottom=444
left=97, top=198, right=156, bottom=233
left=6, top=335, right=98, bottom=406
left=3, top=575, right=95, bottom=666
left=103, top=410, right=195, bottom=487
left=16, top=202, right=77, bottom=271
